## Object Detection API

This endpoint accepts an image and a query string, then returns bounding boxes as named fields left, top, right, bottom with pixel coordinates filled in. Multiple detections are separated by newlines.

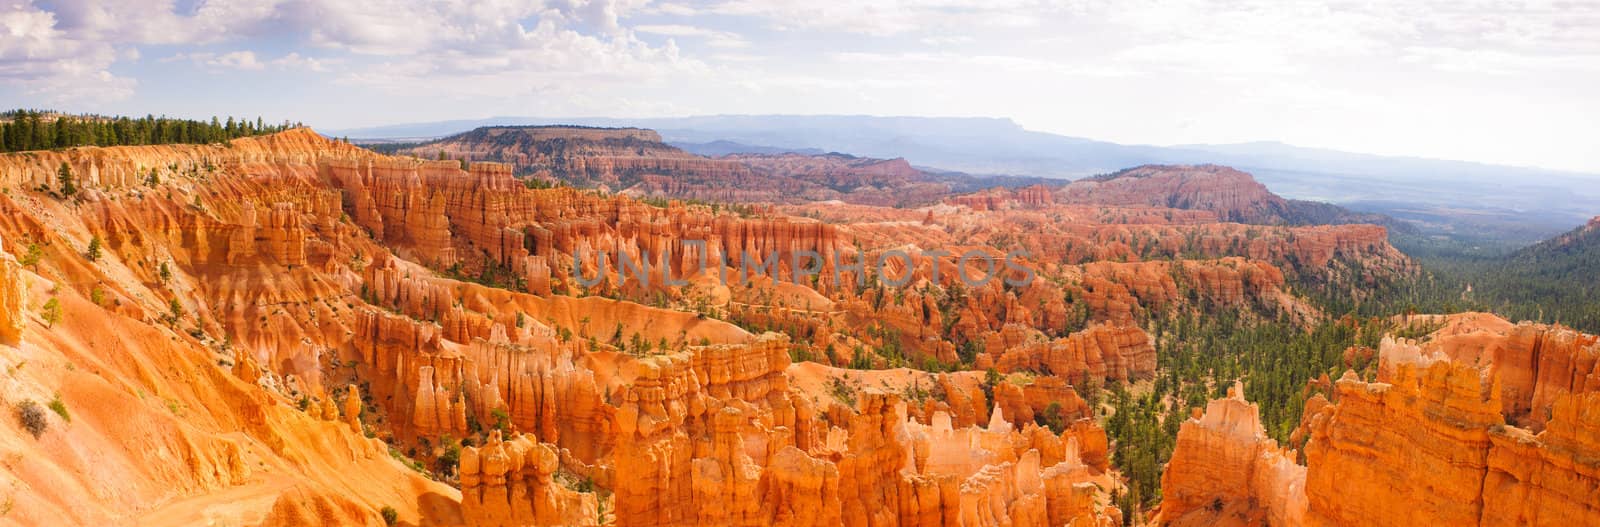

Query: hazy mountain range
left=330, top=115, right=1600, bottom=246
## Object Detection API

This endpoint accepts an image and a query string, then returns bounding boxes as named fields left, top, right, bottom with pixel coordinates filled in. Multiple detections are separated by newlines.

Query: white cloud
left=168, top=49, right=339, bottom=73
left=3, top=0, right=698, bottom=104
left=0, top=2, right=135, bottom=103
left=211, top=51, right=265, bottom=70
left=635, top=24, right=748, bottom=48
left=271, top=52, right=338, bottom=72
left=167, top=51, right=265, bottom=71
left=703, top=0, right=1066, bottom=36
left=330, top=14, right=707, bottom=100
left=644, top=2, right=698, bottom=16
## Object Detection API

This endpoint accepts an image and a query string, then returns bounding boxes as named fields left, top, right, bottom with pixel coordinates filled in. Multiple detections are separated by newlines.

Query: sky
left=2, top=0, right=1598, bottom=172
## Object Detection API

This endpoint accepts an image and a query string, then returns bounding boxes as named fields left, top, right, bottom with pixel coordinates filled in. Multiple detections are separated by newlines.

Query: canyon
left=0, top=125, right=1587, bottom=527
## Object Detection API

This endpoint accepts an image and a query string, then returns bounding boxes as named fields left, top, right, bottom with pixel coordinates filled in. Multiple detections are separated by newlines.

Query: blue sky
left=3, top=0, right=1597, bottom=172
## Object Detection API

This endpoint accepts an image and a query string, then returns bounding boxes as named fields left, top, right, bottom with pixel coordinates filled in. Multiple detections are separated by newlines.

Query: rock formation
left=991, top=324, right=1157, bottom=382
left=1300, top=317, right=1600, bottom=527
left=1158, top=382, right=1306, bottom=527
left=1155, top=314, right=1600, bottom=527
left=0, top=128, right=1428, bottom=527
left=397, top=126, right=1005, bottom=207
left=0, top=235, right=24, bottom=345
left=1061, top=164, right=1294, bottom=224
left=460, top=431, right=600, bottom=526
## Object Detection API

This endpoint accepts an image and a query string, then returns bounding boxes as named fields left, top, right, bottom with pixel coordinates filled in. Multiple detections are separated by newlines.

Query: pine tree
left=52, top=117, right=68, bottom=148
left=57, top=162, right=77, bottom=197
left=41, top=297, right=61, bottom=328
left=86, top=236, right=102, bottom=261
left=19, top=243, right=42, bottom=267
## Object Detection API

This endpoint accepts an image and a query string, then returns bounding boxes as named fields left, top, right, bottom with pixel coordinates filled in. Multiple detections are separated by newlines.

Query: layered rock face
left=399, top=126, right=740, bottom=190
left=1156, top=314, right=1600, bottom=527
left=718, top=153, right=954, bottom=207
left=1304, top=358, right=1508, bottom=526
left=1052, top=164, right=1404, bottom=230
left=1159, top=383, right=1306, bottom=527
left=990, top=324, right=1156, bottom=381
left=1302, top=318, right=1600, bottom=527
left=1061, top=165, right=1294, bottom=224
left=1073, top=257, right=1311, bottom=325
left=398, top=126, right=980, bottom=206
left=0, top=235, right=24, bottom=344
left=1482, top=392, right=1600, bottom=526
left=459, top=432, right=599, bottom=526
left=945, top=185, right=1054, bottom=211
left=1380, top=315, right=1600, bottom=431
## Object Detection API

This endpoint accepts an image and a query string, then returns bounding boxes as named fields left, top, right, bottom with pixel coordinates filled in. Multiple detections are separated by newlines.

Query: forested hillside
left=1454, top=217, right=1600, bottom=331
left=0, top=109, right=301, bottom=152
left=1376, top=216, right=1600, bottom=334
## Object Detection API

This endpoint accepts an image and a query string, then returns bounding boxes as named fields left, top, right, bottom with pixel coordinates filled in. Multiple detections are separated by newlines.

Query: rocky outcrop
left=1062, top=165, right=1291, bottom=224
left=760, top=445, right=843, bottom=526
left=1057, top=164, right=1390, bottom=228
left=1154, top=315, right=1600, bottom=527
left=947, top=185, right=1054, bottom=211
left=400, top=126, right=742, bottom=188
left=1158, top=383, right=1306, bottom=526
left=992, top=324, right=1156, bottom=382
left=722, top=153, right=951, bottom=207
left=399, top=126, right=968, bottom=206
left=0, top=128, right=361, bottom=186
left=1304, top=360, right=1505, bottom=526
left=0, top=235, right=24, bottom=345
left=1299, top=318, right=1600, bottom=527
left=600, top=333, right=798, bottom=527
left=1379, top=315, right=1600, bottom=431
left=1073, top=258, right=1303, bottom=324
left=460, top=431, right=600, bottom=526
left=900, top=397, right=1122, bottom=527
left=228, top=201, right=311, bottom=266
left=1482, top=392, right=1600, bottom=526
left=0, top=134, right=452, bottom=523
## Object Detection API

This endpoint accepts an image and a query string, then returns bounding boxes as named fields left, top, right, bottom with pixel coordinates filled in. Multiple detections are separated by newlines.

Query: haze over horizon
left=2, top=0, right=1597, bottom=173
left=324, top=113, right=1600, bottom=177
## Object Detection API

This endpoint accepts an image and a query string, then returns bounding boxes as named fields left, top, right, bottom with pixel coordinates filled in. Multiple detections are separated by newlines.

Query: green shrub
left=490, top=408, right=510, bottom=432
left=380, top=506, right=398, bottom=526
left=47, top=394, right=69, bottom=423
left=41, top=298, right=61, bottom=328
left=168, top=298, right=184, bottom=321
left=19, top=243, right=42, bottom=267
